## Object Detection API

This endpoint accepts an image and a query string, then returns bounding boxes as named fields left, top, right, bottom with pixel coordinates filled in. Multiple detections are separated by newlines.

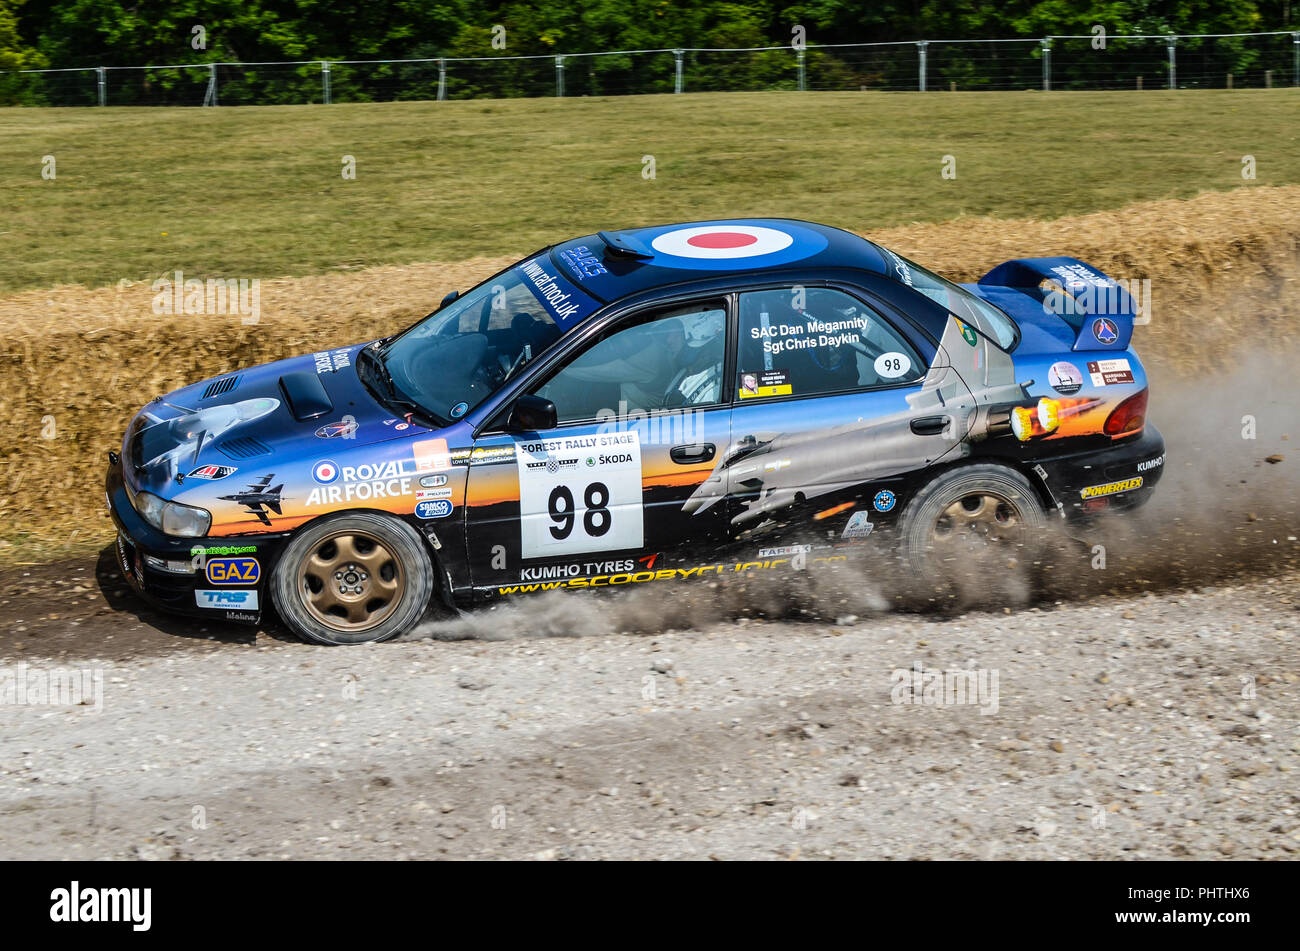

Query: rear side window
left=735, top=287, right=924, bottom=400
left=878, top=246, right=1020, bottom=350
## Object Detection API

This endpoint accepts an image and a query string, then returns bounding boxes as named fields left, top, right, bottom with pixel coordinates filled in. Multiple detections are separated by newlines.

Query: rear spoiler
left=977, top=257, right=1143, bottom=351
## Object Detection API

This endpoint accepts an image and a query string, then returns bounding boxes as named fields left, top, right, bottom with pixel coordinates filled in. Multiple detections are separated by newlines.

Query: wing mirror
left=438, top=290, right=460, bottom=310
left=507, top=394, right=557, bottom=432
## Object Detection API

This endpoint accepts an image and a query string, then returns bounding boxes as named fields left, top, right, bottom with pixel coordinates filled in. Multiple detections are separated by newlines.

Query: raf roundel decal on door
left=515, top=432, right=644, bottom=559
left=643, top=222, right=829, bottom=271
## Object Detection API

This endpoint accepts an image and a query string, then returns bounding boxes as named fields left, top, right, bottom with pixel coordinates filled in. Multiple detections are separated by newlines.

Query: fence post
left=1265, top=69, right=1273, bottom=88
left=1041, top=37, right=1051, bottom=90
left=1293, top=33, right=1299, bottom=87
left=673, top=49, right=684, bottom=93
left=96, top=66, right=106, bottom=106
left=555, top=55, right=565, bottom=97
left=202, top=63, right=218, bottom=106
left=917, top=40, right=928, bottom=91
left=797, top=47, right=806, bottom=91
left=1166, top=34, right=1176, bottom=89
left=321, top=61, right=331, bottom=104
left=437, top=59, right=446, bottom=100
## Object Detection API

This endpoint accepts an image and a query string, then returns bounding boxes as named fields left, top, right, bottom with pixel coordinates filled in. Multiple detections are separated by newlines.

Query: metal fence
left=3, top=31, right=1298, bottom=106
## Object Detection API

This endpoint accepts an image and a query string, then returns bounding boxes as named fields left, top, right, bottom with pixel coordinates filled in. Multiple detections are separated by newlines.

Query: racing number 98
left=548, top=482, right=611, bottom=540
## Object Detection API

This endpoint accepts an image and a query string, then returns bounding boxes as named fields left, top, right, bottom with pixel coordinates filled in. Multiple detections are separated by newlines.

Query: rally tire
left=272, top=512, right=435, bottom=645
left=898, top=463, right=1047, bottom=581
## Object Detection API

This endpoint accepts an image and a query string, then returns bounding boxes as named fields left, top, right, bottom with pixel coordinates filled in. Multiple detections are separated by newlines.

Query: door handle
left=670, top=443, right=716, bottom=464
left=910, top=416, right=950, bottom=436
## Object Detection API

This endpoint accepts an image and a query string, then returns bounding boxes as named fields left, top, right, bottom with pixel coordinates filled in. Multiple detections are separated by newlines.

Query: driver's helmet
left=678, top=308, right=724, bottom=352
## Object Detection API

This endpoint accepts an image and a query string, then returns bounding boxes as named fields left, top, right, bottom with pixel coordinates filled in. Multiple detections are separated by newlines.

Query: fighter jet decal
left=682, top=314, right=1036, bottom=528
left=219, top=473, right=285, bottom=527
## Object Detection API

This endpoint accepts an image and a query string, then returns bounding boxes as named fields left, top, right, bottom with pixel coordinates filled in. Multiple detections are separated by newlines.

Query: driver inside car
left=561, top=315, right=688, bottom=414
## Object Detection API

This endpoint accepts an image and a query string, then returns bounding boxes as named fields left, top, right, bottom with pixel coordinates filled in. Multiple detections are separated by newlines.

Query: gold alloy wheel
left=930, top=492, right=1024, bottom=551
left=297, top=531, right=405, bottom=632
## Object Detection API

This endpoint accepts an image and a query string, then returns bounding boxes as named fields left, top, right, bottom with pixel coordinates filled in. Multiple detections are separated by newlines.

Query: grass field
left=2, top=89, right=1299, bottom=293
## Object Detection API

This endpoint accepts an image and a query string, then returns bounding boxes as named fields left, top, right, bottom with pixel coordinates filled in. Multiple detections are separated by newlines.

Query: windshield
left=878, top=246, right=1020, bottom=350
left=381, top=263, right=584, bottom=422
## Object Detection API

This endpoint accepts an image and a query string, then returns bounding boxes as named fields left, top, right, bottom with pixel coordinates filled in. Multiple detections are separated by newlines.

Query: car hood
left=121, top=342, right=436, bottom=499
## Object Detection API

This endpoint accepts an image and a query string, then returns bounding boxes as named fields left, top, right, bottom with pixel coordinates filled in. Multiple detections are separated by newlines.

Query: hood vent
left=216, top=436, right=272, bottom=460
left=201, top=375, right=241, bottom=399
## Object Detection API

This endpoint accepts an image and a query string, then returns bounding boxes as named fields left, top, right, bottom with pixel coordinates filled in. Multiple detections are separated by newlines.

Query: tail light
left=1104, top=389, right=1147, bottom=437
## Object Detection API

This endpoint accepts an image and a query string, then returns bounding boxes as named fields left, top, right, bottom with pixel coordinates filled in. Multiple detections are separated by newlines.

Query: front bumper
left=105, top=456, right=286, bottom=625
left=1032, top=423, right=1166, bottom=518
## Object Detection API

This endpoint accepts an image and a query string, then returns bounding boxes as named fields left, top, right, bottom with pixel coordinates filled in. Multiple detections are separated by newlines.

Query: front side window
left=535, top=300, right=728, bottom=424
left=735, top=287, right=924, bottom=400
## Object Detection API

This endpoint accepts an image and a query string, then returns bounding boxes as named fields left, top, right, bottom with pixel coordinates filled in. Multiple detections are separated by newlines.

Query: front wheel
left=272, top=512, right=435, bottom=645
left=898, top=464, right=1047, bottom=587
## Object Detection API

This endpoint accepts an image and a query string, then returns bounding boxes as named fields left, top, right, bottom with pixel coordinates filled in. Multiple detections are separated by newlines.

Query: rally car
left=106, top=219, right=1164, bottom=644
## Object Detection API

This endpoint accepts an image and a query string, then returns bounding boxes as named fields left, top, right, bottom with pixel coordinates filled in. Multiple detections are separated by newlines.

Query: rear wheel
left=899, top=464, right=1047, bottom=584
left=272, top=512, right=434, bottom=645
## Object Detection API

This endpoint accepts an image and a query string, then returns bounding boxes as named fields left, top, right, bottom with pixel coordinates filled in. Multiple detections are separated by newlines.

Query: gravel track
left=1, top=558, right=1296, bottom=860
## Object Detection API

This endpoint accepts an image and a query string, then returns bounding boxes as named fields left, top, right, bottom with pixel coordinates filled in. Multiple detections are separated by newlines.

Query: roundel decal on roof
left=643, top=222, right=829, bottom=271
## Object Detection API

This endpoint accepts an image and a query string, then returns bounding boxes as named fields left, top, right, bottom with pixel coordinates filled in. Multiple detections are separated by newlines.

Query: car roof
left=548, top=218, right=888, bottom=305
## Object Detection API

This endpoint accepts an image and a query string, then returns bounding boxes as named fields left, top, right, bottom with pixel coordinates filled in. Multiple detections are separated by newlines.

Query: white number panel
left=515, top=431, right=643, bottom=559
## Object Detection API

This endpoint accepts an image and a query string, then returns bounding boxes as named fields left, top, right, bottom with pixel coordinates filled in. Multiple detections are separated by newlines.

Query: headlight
left=130, top=488, right=166, bottom=527
left=161, top=501, right=212, bottom=537
left=129, top=488, right=211, bottom=537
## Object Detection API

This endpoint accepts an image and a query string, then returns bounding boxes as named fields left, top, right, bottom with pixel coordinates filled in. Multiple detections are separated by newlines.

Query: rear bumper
left=105, top=456, right=285, bottom=624
left=1032, top=423, right=1165, bottom=518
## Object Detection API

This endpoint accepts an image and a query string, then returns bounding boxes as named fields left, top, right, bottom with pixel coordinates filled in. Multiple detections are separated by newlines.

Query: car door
left=463, top=296, right=733, bottom=594
left=719, top=284, right=970, bottom=544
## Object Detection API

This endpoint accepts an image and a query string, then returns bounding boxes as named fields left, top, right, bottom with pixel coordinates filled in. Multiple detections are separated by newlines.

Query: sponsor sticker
left=313, top=348, right=352, bottom=374
left=558, top=244, right=608, bottom=281
left=873, top=490, right=897, bottom=513
left=1079, top=476, right=1143, bottom=500
left=420, top=474, right=449, bottom=488
left=416, top=487, right=453, bottom=500
left=205, top=557, right=260, bottom=585
left=841, top=511, right=875, bottom=539
left=192, top=544, right=256, bottom=556
left=306, top=458, right=417, bottom=506
left=1092, top=317, right=1119, bottom=345
left=414, top=499, right=453, bottom=519
left=413, top=438, right=451, bottom=472
left=738, top=369, right=792, bottom=399
left=955, top=318, right=979, bottom=347
left=195, top=589, right=259, bottom=610
left=187, top=464, right=237, bottom=481
left=1086, top=358, right=1135, bottom=386
left=1137, top=455, right=1164, bottom=473
left=758, top=545, right=811, bottom=558
left=1048, top=361, right=1083, bottom=395
left=315, top=418, right=358, bottom=439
